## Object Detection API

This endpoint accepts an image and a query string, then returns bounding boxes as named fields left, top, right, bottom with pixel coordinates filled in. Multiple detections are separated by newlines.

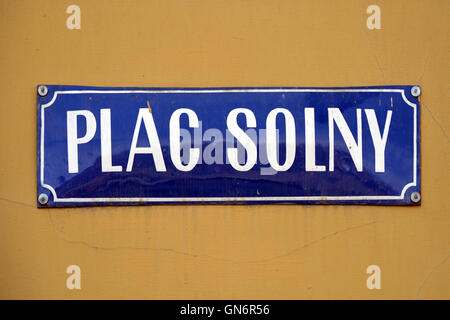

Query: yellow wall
left=0, top=0, right=449, bottom=299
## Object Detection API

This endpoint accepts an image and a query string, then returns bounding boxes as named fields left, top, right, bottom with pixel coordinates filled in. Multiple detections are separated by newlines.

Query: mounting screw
left=410, top=191, right=421, bottom=203
left=411, top=86, right=421, bottom=97
left=38, top=85, right=48, bottom=97
left=38, top=193, right=48, bottom=205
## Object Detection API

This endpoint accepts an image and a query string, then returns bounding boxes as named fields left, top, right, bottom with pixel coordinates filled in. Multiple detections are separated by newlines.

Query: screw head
left=38, top=85, right=48, bottom=97
left=410, top=191, right=421, bottom=203
left=38, top=193, right=48, bottom=205
left=411, top=86, right=421, bottom=97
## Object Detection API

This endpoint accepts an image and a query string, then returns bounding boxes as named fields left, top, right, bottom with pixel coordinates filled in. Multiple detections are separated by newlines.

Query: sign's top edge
left=37, top=84, right=419, bottom=91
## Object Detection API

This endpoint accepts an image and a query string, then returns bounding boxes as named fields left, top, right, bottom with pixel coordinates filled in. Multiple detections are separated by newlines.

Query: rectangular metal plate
left=37, top=85, right=420, bottom=207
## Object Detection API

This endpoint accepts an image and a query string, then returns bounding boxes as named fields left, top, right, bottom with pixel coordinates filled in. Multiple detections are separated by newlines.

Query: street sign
left=37, top=85, right=420, bottom=207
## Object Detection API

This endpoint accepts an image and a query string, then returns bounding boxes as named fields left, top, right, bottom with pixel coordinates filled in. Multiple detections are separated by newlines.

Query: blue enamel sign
left=37, top=85, right=420, bottom=207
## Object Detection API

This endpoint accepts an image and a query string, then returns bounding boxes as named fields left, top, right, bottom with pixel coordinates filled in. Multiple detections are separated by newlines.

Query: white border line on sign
left=40, top=88, right=417, bottom=203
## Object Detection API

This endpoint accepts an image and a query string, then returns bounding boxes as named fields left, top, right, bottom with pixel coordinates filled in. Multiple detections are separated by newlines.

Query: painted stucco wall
left=0, top=0, right=448, bottom=299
